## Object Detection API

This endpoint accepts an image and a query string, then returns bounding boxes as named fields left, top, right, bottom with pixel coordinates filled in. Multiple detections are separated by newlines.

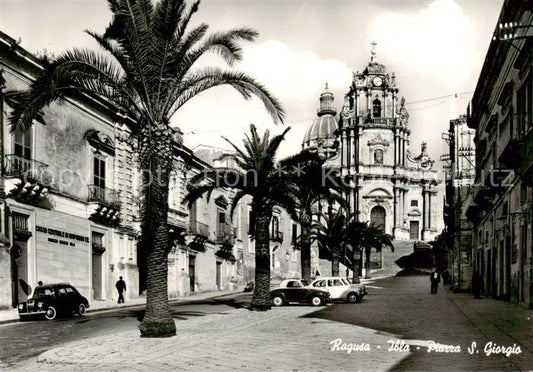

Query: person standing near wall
left=430, top=269, right=440, bottom=294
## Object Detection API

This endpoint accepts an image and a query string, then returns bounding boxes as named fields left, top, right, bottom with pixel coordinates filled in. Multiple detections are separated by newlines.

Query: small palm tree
left=186, top=124, right=310, bottom=311
left=346, top=221, right=393, bottom=282
left=9, top=0, right=284, bottom=337
left=291, top=162, right=345, bottom=282
left=312, top=207, right=351, bottom=276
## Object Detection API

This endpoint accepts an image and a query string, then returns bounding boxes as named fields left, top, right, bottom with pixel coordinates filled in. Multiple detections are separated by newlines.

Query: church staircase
left=372, top=240, right=416, bottom=277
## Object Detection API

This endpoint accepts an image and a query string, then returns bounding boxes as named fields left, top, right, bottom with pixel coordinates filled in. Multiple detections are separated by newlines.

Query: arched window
left=373, top=99, right=382, bottom=118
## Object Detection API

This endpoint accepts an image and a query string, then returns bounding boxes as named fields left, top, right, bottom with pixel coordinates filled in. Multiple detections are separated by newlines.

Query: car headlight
left=37, top=302, right=43, bottom=308
left=18, top=304, right=23, bottom=310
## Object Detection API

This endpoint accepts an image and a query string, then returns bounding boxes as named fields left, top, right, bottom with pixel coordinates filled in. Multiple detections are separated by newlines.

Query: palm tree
left=312, top=207, right=351, bottom=277
left=346, top=221, right=394, bottom=282
left=185, top=124, right=310, bottom=311
left=9, top=0, right=284, bottom=337
left=291, top=162, right=344, bottom=282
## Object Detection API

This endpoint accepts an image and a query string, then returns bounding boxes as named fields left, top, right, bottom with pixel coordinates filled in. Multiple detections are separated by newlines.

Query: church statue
left=396, top=96, right=409, bottom=124
left=341, top=94, right=354, bottom=119
left=406, top=141, right=434, bottom=170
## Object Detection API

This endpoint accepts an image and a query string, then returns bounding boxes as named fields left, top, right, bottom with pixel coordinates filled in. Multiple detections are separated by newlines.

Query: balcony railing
left=4, top=154, right=49, bottom=182
left=87, top=185, right=121, bottom=208
left=216, top=224, right=234, bottom=244
left=189, top=219, right=209, bottom=238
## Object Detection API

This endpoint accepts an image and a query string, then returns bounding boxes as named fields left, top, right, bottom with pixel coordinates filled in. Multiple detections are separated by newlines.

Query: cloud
left=175, top=39, right=352, bottom=158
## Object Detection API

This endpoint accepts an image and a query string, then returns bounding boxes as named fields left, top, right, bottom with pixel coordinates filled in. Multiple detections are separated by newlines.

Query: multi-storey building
left=442, top=115, right=476, bottom=289
left=302, top=47, right=443, bottom=276
left=465, top=0, right=532, bottom=307
left=0, top=30, right=244, bottom=309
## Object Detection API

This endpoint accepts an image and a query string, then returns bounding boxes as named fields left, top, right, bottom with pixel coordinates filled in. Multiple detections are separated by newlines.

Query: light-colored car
left=309, top=277, right=367, bottom=303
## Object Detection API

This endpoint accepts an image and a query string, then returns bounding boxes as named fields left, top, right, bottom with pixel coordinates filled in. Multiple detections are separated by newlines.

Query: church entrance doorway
left=409, top=221, right=419, bottom=240
left=370, top=206, right=386, bottom=232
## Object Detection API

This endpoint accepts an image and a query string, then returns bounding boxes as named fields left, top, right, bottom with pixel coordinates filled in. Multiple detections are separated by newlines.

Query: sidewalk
left=0, top=289, right=242, bottom=325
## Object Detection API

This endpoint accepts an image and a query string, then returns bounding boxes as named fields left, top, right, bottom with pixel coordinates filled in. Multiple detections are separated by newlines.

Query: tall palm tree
left=312, top=207, right=351, bottom=276
left=346, top=221, right=393, bottom=282
left=9, top=0, right=284, bottom=337
left=185, top=124, right=310, bottom=311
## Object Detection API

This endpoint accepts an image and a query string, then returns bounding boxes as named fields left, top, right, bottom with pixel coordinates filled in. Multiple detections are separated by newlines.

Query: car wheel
left=272, top=296, right=284, bottom=307
left=347, top=293, right=359, bottom=303
left=44, top=306, right=57, bottom=320
left=311, top=296, right=323, bottom=306
left=78, top=303, right=86, bottom=316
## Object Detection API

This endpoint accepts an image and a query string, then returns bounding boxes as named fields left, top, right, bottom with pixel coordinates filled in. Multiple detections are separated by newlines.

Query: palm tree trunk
left=364, top=247, right=371, bottom=279
left=352, top=259, right=360, bottom=284
left=332, top=254, right=340, bottom=277
left=138, top=129, right=176, bottom=337
left=251, top=204, right=272, bottom=311
left=300, top=223, right=312, bottom=282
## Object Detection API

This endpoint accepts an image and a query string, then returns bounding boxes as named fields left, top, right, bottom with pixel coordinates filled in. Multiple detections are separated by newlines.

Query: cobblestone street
left=307, top=275, right=533, bottom=371
left=8, top=275, right=532, bottom=371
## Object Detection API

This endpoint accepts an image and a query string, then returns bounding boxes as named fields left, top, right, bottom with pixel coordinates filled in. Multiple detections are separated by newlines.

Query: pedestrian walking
left=430, top=269, right=440, bottom=294
left=472, top=270, right=481, bottom=299
left=115, top=276, right=126, bottom=304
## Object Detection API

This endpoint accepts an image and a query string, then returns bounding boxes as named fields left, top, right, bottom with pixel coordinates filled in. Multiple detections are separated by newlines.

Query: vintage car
left=309, top=277, right=367, bottom=303
left=18, top=283, right=90, bottom=320
left=270, top=279, right=330, bottom=306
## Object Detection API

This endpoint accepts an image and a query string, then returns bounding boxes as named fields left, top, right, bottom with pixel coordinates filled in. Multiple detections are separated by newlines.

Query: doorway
left=409, top=221, right=419, bottom=240
left=189, top=255, right=196, bottom=293
left=370, top=206, right=386, bottom=232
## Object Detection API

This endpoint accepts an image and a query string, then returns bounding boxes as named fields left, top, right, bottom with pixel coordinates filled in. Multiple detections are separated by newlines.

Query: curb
left=0, top=290, right=243, bottom=326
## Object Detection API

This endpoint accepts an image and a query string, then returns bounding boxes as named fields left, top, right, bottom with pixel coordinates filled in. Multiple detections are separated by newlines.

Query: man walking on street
left=116, top=276, right=126, bottom=304
left=430, top=269, right=440, bottom=294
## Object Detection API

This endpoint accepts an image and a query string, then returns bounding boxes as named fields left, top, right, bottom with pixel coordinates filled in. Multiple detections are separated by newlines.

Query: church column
left=394, top=130, right=400, bottom=167
left=356, top=91, right=361, bottom=117
left=393, top=187, right=400, bottom=232
left=422, top=186, right=429, bottom=239
left=342, top=130, right=348, bottom=170
left=349, top=129, right=355, bottom=174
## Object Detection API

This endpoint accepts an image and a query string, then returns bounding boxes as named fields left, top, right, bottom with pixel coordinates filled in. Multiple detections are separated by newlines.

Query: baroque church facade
left=303, top=47, right=442, bottom=244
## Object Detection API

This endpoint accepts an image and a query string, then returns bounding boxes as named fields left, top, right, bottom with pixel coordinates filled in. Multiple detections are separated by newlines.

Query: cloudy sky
left=0, top=0, right=503, bottom=164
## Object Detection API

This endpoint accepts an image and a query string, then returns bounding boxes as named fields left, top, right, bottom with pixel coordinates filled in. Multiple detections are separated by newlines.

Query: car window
left=332, top=279, right=343, bottom=286
left=58, top=288, right=67, bottom=296
left=34, top=288, right=53, bottom=297
left=65, top=287, right=74, bottom=294
left=313, top=280, right=326, bottom=287
left=341, top=278, right=350, bottom=285
left=286, top=281, right=301, bottom=288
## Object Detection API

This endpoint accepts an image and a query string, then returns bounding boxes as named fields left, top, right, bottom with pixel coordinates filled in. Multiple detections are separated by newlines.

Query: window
left=92, top=232, right=104, bottom=247
left=14, top=130, right=32, bottom=160
left=286, top=281, right=302, bottom=288
left=373, top=99, right=382, bottom=117
left=93, top=156, right=106, bottom=189
left=411, top=200, right=419, bottom=207
left=517, top=73, right=531, bottom=135
left=374, top=149, right=384, bottom=165
left=248, top=207, right=255, bottom=235
left=58, top=288, right=67, bottom=296
left=291, top=223, right=298, bottom=245
left=271, top=216, right=280, bottom=236
left=313, top=280, right=326, bottom=287
left=65, top=287, right=74, bottom=294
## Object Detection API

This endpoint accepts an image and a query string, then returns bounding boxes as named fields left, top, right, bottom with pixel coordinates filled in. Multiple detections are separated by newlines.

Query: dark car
left=18, top=283, right=90, bottom=320
left=270, top=279, right=330, bottom=307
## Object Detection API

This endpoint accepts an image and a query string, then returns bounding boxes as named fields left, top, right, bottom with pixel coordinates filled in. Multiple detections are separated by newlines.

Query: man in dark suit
left=115, top=276, right=127, bottom=304
left=430, top=269, right=440, bottom=294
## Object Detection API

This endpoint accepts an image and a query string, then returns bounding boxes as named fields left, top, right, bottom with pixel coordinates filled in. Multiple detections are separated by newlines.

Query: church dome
left=302, top=84, right=338, bottom=152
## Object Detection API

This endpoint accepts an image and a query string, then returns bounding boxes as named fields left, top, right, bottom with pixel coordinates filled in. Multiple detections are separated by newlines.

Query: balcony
left=216, top=224, right=235, bottom=245
left=189, top=219, right=209, bottom=239
left=271, top=231, right=283, bottom=243
left=88, top=185, right=121, bottom=208
left=87, top=185, right=121, bottom=227
left=3, top=155, right=51, bottom=205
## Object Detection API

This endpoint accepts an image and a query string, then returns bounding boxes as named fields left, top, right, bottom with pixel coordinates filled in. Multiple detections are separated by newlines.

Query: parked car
left=270, top=279, right=330, bottom=306
left=18, top=283, right=90, bottom=320
left=309, top=277, right=367, bottom=303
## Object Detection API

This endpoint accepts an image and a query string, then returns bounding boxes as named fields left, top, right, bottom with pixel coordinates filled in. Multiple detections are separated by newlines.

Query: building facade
left=465, top=0, right=532, bottom=307
left=442, top=115, right=476, bottom=290
left=302, top=48, right=443, bottom=275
